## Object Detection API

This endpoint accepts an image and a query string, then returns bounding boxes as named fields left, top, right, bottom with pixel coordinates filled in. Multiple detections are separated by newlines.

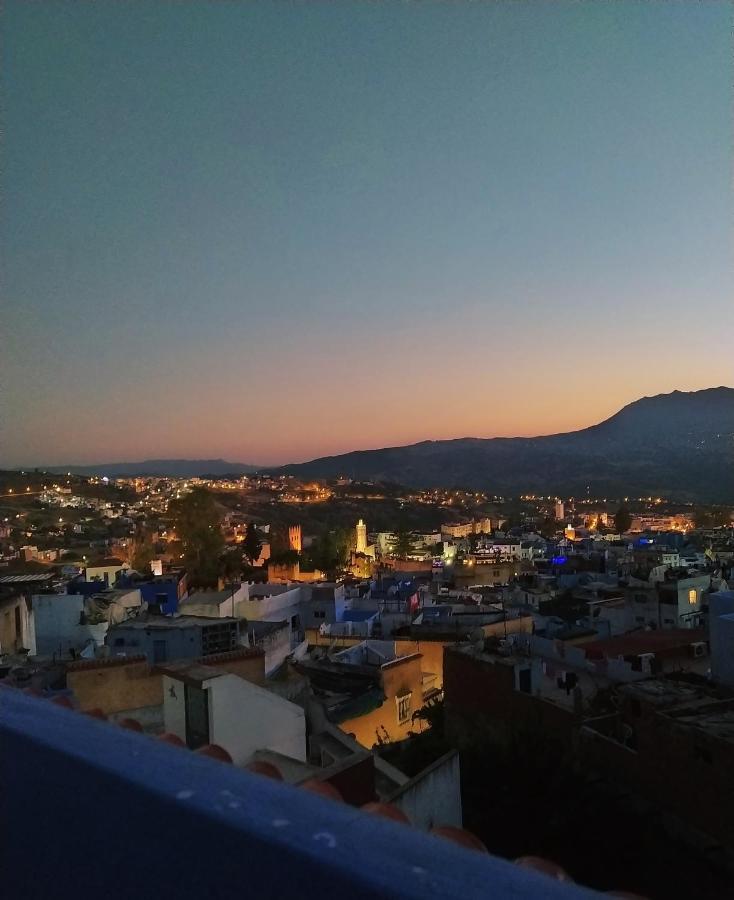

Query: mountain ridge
left=31, top=388, right=734, bottom=501
left=43, top=459, right=260, bottom=478
left=275, top=387, right=734, bottom=502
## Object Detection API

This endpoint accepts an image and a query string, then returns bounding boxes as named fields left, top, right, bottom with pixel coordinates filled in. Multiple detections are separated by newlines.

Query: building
left=303, top=582, right=346, bottom=629
left=107, top=614, right=243, bottom=664
left=84, top=558, right=131, bottom=587
left=441, top=523, right=474, bottom=540
left=555, top=500, right=565, bottom=520
left=298, top=640, right=428, bottom=749
left=0, top=590, right=33, bottom=655
left=161, top=662, right=307, bottom=763
left=31, top=588, right=142, bottom=658
left=239, top=582, right=305, bottom=639
left=247, top=620, right=292, bottom=676
left=134, top=569, right=188, bottom=615
left=709, top=589, right=734, bottom=689
left=179, top=583, right=248, bottom=619
left=66, top=647, right=267, bottom=721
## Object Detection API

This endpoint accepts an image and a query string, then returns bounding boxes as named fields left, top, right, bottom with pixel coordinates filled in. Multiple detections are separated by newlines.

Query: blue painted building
left=107, top=614, right=242, bottom=664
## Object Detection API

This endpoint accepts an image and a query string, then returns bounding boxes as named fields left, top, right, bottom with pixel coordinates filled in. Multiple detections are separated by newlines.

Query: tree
left=131, top=527, right=155, bottom=573
left=694, top=508, right=732, bottom=529
left=242, top=523, right=262, bottom=565
left=304, top=526, right=352, bottom=574
left=393, top=526, right=416, bottom=558
left=220, top=547, right=245, bottom=580
left=169, top=488, right=224, bottom=587
left=614, top=506, right=632, bottom=534
left=692, top=508, right=711, bottom=529
left=539, top=517, right=560, bottom=539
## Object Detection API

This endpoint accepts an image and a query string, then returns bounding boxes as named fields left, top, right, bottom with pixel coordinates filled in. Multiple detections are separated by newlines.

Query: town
left=2, top=466, right=734, bottom=896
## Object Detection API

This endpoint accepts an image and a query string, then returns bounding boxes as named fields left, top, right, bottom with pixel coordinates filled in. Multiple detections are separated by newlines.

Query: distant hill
left=44, top=459, right=260, bottom=478
left=276, top=387, right=734, bottom=502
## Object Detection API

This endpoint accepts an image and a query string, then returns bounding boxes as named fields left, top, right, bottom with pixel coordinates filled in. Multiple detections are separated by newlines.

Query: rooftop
left=158, top=661, right=227, bottom=685
left=583, top=629, right=706, bottom=660
left=110, top=613, right=240, bottom=630
left=0, top=573, right=56, bottom=584
left=668, top=702, right=734, bottom=743
left=181, top=589, right=236, bottom=606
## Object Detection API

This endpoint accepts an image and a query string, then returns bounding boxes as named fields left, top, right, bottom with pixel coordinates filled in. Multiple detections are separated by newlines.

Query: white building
left=162, top=665, right=306, bottom=765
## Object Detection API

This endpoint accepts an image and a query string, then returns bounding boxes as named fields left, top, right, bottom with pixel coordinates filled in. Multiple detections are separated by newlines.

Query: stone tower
left=288, top=524, right=302, bottom=553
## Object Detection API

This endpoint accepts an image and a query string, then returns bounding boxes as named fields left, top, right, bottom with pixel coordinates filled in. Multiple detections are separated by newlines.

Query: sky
left=2, top=0, right=732, bottom=467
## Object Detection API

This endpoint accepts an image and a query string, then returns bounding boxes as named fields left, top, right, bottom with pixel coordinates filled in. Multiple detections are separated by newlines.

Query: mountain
left=276, top=388, right=734, bottom=502
left=44, top=459, right=260, bottom=478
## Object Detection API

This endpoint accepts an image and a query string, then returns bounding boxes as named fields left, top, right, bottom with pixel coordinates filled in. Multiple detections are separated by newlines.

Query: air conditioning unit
left=691, top=641, right=707, bottom=658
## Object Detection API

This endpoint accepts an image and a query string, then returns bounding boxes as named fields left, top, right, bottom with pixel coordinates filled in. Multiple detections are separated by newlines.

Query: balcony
left=0, top=688, right=600, bottom=899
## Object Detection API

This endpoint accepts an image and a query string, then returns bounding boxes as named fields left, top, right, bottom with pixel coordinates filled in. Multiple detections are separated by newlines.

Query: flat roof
left=112, top=614, right=240, bottom=630
left=583, top=628, right=706, bottom=659
left=669, top=705, right=734, bottom=743
left=158, top=661, right=226, bottom=684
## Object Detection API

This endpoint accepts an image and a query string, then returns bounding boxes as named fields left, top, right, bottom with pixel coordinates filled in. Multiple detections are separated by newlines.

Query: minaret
left=356, top=519, right=367, bottom=554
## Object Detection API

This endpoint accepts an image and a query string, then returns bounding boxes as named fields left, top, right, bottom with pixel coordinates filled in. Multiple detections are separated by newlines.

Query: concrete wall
left=339, top=654, right=425, bottom=749
left=0, top=594, right=33, bottom=655
left=254, top=624, right=291, bottom=676
left=69, top=649, right=266, bottom=717
left=207, top=674, right=307, bottom=764
left=390, top=751, right=462, bottom=830
left=163, top=674, right=187, bottom=738
left=239, top=584, right=303, bottom=623
left=31, top=594, right=110, bottom=657
left=108, top=624, right=203, bottom=663
left=68, top=658, right=164, bottom=714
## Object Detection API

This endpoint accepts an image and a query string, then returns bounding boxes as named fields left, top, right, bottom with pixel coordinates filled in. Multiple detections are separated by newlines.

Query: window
left=396, top=692, right=412, bottom=725
left=313, top=610, right=326, bottom=619
left=688, top=589, right=697, bottom=606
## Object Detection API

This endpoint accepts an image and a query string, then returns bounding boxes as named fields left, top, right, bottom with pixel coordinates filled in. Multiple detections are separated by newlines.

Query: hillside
left=44, top=459, right=260, bottom=478
left=276, top=388, right=734, bottom=502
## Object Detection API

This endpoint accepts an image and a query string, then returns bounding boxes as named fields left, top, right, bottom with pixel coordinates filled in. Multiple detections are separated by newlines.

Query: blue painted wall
left=0, top=691, right=598, bottom=900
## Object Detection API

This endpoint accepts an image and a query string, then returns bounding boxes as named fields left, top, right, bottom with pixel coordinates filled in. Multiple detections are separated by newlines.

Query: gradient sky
left=3, top=1, right=732, bottom=467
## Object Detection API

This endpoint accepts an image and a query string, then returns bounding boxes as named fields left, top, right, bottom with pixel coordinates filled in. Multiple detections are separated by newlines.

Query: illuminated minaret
left=356, top=519, right=367, bottom=554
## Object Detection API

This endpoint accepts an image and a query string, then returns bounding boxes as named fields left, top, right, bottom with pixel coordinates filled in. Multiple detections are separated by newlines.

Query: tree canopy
left=168, top=487, right=224, bottom=587
left=393, top=526, right=416, bottom=558
left=131, top=526, right=155, bottom=573
left=242, top=523, right=263, bottom=564
left=614, top=506, right=632, bottom=534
